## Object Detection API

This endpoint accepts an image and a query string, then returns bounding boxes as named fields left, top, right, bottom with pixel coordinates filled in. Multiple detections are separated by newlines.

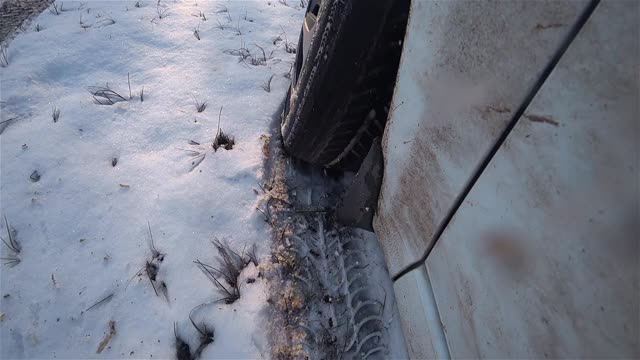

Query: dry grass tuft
left=223, top=40, right=271, bottom=66
left=210, top=238, right=247, bottom=287
left=174, top=323, right=192, bottom=360
left=49, top=2, right=62, bottom=15
left=193, top=24, right=201, bottom=40
left=0, top=216, right=21, bottom=267
left=193, top=95, right=207, bottom=113
left=247, top=244, right=258, bottom=266
left=52, top=106, right=60, bottom=122
left=147, top=221, right=165, bottom=261
left=193, top=237, right=255, bottom=304
left=212, top=106, right=234, bottom=151
left=151, top=2, right=169, bottom=22
left=213, top=130, right=234, bottom=151
left=194, top=259, right=240, bottom=304
left=125, top=224, right=166, bottom=297
left=280, top=26, right=297, bottom=54
left=189, top=304, right=215, bottom=358
left=0, top=116, right=20, bottom=135
left=0, top=46, right=8, bottom=67
left=88, top=86, right=126, bottom=105
left=261, top=74, right=275, bottom=93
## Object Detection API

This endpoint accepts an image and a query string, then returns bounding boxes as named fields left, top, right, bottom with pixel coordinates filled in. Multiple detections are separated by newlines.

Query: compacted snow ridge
left=0, top=0, right=305, bottom=358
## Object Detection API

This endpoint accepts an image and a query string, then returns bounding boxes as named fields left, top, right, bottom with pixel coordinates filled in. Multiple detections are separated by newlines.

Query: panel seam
left=392, top=0, right=601, bottom=282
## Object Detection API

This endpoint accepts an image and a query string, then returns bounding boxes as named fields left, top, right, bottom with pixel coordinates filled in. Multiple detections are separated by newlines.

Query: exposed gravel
left=0, top=0, right=52, bottom=44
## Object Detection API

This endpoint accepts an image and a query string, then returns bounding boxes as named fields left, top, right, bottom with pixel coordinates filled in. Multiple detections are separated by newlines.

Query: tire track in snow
left=262, top=104, right=406, bottom=359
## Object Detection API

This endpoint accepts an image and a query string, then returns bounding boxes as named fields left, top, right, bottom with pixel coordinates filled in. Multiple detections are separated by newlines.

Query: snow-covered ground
left=0, top=0, right=304, bottom=358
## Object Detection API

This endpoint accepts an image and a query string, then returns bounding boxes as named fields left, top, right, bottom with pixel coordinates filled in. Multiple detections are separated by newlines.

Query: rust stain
left=487, top=106, right=512, bottom=113
left=525, top=114, right=559, bottom=127
left=535, top=23, right=566, bottom=30
left=483, top=230, right=527, bottom=278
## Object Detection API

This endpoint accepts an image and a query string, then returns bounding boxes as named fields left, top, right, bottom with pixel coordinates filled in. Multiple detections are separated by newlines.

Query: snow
left=0, top=0, right=304, bottom=358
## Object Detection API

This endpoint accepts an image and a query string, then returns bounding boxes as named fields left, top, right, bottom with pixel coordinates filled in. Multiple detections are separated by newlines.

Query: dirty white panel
left=426, top=1, right=639, bottom=357
left=393, top=265, right=450, bottom=359
left=374, top=0, right=590, bottom=276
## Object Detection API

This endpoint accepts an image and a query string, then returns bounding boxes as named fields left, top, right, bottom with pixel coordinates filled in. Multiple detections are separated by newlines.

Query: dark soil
left=0, top=0, right=52, bottom=44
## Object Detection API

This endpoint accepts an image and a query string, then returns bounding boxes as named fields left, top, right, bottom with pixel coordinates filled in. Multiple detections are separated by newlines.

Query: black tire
left=281, top=0, right=410, bottom=171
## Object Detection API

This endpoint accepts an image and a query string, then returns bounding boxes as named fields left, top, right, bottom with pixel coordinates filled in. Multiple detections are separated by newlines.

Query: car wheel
left=281, top=0, right=410, bottom=171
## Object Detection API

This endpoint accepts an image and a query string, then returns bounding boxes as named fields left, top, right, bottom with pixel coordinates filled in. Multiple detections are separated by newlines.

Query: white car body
left=375, top=0, right=638, bottom=357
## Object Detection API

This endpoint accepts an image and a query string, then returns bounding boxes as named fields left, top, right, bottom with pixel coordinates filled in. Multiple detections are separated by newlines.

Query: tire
left=281, top=0, right=410, bottom=171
